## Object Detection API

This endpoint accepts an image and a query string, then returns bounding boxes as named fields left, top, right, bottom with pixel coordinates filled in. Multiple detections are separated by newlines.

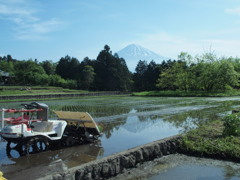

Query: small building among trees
left=0, top=70, right=14, bottom=85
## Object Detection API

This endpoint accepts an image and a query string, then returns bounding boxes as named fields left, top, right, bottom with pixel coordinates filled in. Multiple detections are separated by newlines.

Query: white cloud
left=133, top=31, right=240, bottom=59
left=225, top=7, right=240, bottom=16
left=16, top=19, right=63, bottom=40
left=0, top=0, right=63, bottom=40
left=0, top=2, right=37, bottom=23
left=0, top=4, right=33, bottom=16
left=133, top=32, right=200, bottom=59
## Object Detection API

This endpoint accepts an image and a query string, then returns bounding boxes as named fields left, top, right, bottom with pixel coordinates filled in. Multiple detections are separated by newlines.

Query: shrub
left=222, top=114, right=240, bottom=136
left=65, top=79, right=77, bottom=89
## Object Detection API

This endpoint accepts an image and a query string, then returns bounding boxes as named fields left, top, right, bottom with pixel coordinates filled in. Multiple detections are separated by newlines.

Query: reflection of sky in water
left=1, top=96, right=240, bottom=179
left=100, top=114, right=182, bottom=156
left=150, top=163, right=240, bottom=180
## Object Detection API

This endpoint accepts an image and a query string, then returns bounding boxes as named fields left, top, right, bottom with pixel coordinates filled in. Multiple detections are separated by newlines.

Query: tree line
left=0, top=45, right=240, bottom=92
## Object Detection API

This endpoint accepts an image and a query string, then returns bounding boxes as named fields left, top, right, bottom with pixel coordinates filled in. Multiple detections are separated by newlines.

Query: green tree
left=145, top=61, right=161, bottom=90
left=56, top=55, right=80, bottom=80
left=15, top=60, right=48, bottom=85
left=81, top=65, right=95, bottom=90
left=134, top=60, right=148, bottom=91
left=40, top=60, right=56, bottom=75
left=0, top=60, right=14, bottom=75
left=178, top=52, right=193, bottom=64
left=94, top=45, right=132, bottom=91
left=173, top=61, right=191, bottom=91
left=156, top=53, right=240, bottom=92
left=49, top=74, right=66, bottom=87
left=215, top=60, right=239, bottom=90
left=156, top=61, right=178, bottom=90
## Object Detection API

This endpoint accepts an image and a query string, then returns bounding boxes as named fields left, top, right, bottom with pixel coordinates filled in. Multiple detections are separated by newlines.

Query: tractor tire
left=16, top=136, right=49, bottom=156
left=64, top=136, right=76, bottom=147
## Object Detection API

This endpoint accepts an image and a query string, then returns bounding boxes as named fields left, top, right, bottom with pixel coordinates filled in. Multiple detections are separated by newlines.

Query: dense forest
left=0, top=45, right=240, bottom=92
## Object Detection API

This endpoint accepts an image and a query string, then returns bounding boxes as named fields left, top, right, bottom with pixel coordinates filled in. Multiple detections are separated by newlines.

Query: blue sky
left=1, top=0, right=240, bottom=62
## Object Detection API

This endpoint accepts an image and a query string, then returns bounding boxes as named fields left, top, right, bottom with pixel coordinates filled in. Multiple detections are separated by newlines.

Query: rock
left=142, top=148, right=150, bottom=160
left=101, top=162, right=109, bottom=177
left=120, top=155, right=129, bottom=168
left=128, top=155, right=136, bottom=168
left=135, top=150, right=143, bottom=163
left=75, top=170, right=84, bottom=180
left=92, top=165, right=100, bottom=179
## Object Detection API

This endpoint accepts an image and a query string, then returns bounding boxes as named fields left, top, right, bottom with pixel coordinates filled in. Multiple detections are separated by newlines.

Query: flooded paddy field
left=1, top=96, right=240, bottom=179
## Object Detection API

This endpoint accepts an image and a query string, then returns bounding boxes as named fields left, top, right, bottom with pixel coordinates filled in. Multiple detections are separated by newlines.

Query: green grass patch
left=0, top=85, right=63, bottom=90
left=180, top=120, right=240, bottom=160
left=0, top=86, right=89, bottom=96
left=132, top=90, right=240, bottom=97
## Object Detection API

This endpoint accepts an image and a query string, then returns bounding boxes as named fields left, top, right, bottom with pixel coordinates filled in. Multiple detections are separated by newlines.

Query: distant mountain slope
left=117, top=44, right=169, bottom=72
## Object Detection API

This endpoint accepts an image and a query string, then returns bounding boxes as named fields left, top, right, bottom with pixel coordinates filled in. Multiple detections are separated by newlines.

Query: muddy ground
left=110, top=154, right=240, bottom=180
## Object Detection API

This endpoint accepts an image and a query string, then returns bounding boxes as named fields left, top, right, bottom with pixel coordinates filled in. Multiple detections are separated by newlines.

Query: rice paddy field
left=1, top=96, right=240, bottom=179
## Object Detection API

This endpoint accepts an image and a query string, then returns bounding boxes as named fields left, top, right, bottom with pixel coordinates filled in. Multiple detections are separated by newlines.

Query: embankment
left=37, top=135, right=182, bottom=180
left=0, top=92, right=128, bottom=100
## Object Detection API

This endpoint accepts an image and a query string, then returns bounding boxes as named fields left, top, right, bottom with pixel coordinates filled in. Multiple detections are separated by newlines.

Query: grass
left=180, top=120, right=240, bottom=161
left=0, top=86, right=127, bottom=102
left=0, top=86, right=88, bottom=96
left=0, top=85, right=63, bottom=90
left=132, top=90, right=240, bottom=97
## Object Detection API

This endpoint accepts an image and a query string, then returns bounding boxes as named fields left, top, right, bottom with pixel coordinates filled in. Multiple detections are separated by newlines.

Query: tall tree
left=56, top=55, right=80, bottom=80
left=94, top=45, right=132, bottom=91
left=40, top=60, right=56, bottom=75
left=133, top=60, right=148, bottom=91
left=145, top=61, right=160, bottom=90
left=81, top=65, right=95, bottom=90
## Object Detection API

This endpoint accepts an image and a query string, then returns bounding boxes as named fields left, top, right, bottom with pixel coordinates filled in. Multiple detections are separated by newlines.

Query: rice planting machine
left=0, top=102, right=101, bottom=155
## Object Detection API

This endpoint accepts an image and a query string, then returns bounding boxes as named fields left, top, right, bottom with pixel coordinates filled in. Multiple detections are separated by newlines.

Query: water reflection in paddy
left=112, top=154, right=240, bottom=180
left=1, top=96, right=240, bottom=179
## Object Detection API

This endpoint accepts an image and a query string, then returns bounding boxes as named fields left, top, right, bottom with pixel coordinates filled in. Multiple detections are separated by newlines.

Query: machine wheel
left=6, top=141, right=18, bottom=150
left=18, top=139, right=34, bottom=155
left=17, top=136, right=49, bottom=155
left=34, top=136, right=49, bottom=152
left=6, top=141, right=22, bottom=159
left=63, top=136, right=76, bottom=147
left=84, top=131, right=94, bottom=143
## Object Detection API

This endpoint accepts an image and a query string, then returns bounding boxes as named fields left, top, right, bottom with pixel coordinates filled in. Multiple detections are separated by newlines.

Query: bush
left=65, top=79, right=77, bottom=89
left=222, top=114, right=240, bottom=136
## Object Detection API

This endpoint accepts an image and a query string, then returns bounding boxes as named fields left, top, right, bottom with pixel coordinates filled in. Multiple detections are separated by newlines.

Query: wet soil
left=111, top=154, right=240, bottom=180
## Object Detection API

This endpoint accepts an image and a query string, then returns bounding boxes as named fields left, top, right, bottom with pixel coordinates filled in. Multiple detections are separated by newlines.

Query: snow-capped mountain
left=117, top=44, right=169, bottom=72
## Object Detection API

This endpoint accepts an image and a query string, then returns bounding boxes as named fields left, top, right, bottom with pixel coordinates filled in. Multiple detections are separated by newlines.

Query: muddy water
left=0, top=96, right=240, bottom=179
left=111, top=154, right=240, bottom=180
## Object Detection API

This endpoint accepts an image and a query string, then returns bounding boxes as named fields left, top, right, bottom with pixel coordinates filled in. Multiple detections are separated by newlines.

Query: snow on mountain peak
left=117, top=44, right=169, bottom=72
left=119, top=44, right=152, bottom=56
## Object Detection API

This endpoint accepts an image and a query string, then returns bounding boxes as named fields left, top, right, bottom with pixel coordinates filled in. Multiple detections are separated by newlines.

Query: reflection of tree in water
left=100, top=117, right=127, bottom=139
left=222, top=165, right=240, bottom=179
left=134, top=105, right=163, bottom=122
left=138, top=115, right=148, bottom=122
left=138, top=114, right=161, bottom=122
left=164, top=111, right=203, bottom=129
left=46, top=98, right=240, bottom=139
left=50, top=105, right=131, bottom=118
left=162, top=101, right=239, bottom=132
